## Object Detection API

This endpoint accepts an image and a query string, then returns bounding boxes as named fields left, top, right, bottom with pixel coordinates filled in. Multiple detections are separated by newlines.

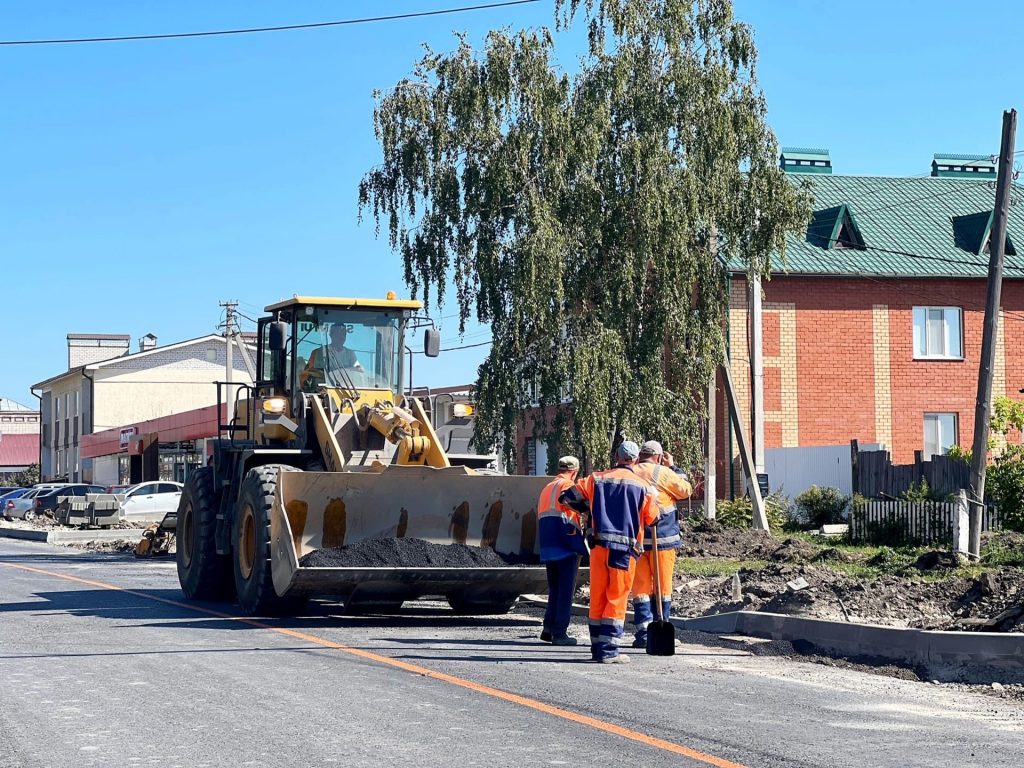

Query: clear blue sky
left=2, top=0, right=1021, bottom=407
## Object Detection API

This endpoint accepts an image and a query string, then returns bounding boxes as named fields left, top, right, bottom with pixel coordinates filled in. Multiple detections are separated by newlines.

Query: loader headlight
left=262, top=397, right=288, bottom=415
left=452, top=403, right=474, bottom=418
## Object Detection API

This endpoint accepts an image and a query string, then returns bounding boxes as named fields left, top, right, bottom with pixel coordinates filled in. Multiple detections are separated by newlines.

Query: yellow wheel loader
left=175, top=295, right=554, bottom=616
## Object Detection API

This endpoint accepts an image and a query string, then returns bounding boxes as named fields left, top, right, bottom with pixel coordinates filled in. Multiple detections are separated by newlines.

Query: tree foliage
left=12, top=463, right=39, bottom=488
left=360, top=0, right=810, bottom=471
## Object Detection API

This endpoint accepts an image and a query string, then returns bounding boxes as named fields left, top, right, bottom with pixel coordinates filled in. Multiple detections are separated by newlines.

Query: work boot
left=551, top=635, right=578, bottom=646
left=540, top=630, right=553, bottom=643
left=631, top=631, right=648, bottom=649
left=598, top=654, right=631, bottom=664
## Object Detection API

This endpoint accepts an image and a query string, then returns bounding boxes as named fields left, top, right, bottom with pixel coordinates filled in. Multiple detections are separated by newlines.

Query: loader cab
left=256, top=295, right=424, bottom=404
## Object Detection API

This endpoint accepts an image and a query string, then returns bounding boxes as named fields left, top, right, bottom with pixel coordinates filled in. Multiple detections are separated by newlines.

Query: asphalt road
left=1, top=539, right=1022, bottom=768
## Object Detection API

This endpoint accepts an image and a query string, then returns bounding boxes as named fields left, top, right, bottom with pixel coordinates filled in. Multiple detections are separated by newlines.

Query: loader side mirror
left=269, top=321, right=289, bottom=351
left=424, top=329, right=441, bottom=358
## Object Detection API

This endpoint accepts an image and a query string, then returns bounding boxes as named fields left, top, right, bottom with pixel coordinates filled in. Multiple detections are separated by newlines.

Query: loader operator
left=630, top=440, right=692, bottom=648
left=560, top=441, right=660, bottom=664
left=537, top=455, right=586, bottom=647
left=300, top=323, right=362, bottom=389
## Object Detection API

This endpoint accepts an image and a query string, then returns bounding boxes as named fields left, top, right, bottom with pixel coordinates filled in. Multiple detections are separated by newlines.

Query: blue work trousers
left=543, top=555, right=580, bottom=638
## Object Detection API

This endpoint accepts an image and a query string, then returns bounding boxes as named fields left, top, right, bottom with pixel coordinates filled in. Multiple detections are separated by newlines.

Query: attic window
left=952, top=210, right=1017, bottom=256
left=806, top=204, right=866, bottom=251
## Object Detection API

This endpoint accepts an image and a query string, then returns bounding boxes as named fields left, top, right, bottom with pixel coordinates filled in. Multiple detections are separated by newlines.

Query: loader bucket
left=269, top=466, right=564, bottom=609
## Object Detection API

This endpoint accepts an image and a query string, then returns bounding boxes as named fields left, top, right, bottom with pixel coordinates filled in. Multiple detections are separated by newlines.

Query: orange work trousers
left=631, top=548, right=676, bottom=599
left=588, top=545, right=637, bottom=623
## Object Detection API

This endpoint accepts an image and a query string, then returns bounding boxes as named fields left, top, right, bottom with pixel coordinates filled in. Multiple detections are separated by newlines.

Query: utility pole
left=968, top=109, right=1017, bottom=559
left=750, top=269, right=765, bottom=477
left=220, top=300, right=238, bottom=385
left=705, top=372, right=717, bottom=520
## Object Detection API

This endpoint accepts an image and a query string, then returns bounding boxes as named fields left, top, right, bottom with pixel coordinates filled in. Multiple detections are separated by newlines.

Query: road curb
left=522, top=596, right=1024, bottom=681
left=0, top=527, right=140, bottom=545
left=684, top=611, right=1024, bottom=681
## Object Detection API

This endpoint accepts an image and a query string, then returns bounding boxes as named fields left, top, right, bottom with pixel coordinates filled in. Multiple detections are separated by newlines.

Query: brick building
left=721, top=149, right=1024, bottom=496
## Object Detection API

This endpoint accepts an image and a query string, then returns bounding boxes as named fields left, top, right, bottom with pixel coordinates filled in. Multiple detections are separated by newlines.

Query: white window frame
left=923, top=412, right=958, bottom=460
left=913, top=306, right=963, bottom=360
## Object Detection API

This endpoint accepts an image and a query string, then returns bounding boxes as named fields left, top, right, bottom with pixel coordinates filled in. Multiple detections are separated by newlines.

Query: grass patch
left=675, top=557, right=769, bottom=577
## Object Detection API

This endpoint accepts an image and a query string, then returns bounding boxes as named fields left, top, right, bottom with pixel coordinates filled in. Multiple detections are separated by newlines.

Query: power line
left=0, top=1, right=540, bottom=46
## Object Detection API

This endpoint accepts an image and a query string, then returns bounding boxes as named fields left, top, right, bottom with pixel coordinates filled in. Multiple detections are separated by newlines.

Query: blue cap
left=615, top=441, right=640, bottom=462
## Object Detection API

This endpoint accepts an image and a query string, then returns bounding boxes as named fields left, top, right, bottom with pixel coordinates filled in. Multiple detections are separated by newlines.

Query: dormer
left=806, top=204, right=865, bottom=250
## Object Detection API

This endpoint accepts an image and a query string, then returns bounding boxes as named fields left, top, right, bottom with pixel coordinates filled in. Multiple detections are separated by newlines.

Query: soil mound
left=914, top=550, right=960, bottom=571
left=299, top=538, right=517, bottom=568
left=770, top=538, right=819, bottom=563
left=678, top=520, right=778, bottom=559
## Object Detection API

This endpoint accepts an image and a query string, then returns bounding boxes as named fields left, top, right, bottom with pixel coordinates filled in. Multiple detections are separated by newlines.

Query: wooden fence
left=851, top=442, right=970, bottom=500
left=849, top=500, right=1001, bottom=547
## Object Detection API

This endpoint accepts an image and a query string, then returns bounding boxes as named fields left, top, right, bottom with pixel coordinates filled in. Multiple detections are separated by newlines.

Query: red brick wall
left=725, top=274, right=1024, bottom=469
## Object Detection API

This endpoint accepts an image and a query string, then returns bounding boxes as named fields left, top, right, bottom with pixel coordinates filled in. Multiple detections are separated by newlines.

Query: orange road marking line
left=1, top=561, right=746, bottom=768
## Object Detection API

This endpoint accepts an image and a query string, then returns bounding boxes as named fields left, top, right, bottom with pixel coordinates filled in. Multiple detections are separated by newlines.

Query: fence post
left=952, top=490, right=969, bottom=555
left=850, top=439, right=859, bottom=496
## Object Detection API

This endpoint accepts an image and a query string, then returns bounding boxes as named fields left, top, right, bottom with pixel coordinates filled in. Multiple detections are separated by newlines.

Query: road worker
left=560, top=441, right=660, bottom=664
left=630, top=440, right=692, bottom=647
left=536, top=455, right=586, bottom=646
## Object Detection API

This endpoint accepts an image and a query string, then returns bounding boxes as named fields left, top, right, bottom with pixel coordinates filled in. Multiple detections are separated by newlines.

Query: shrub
left=793, top=485, right=849, bottom=529
left=715, top=491, right=790, bottom=532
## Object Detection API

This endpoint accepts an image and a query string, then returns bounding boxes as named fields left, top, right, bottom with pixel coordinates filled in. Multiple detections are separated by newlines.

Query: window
left=913, top=307, right=963, bottom=359
left=924, top=413, right=958, bottom=460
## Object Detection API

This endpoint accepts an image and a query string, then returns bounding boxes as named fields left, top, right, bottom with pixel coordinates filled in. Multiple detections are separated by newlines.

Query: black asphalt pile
left=299, top=537, right=520, bottom=568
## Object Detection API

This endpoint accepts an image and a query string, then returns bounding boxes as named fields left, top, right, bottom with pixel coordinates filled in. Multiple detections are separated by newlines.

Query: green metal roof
left=739, top=174, right=1024, bottom=278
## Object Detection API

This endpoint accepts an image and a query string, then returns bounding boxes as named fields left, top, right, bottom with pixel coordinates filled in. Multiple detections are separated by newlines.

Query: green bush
left=793, top=485, right=849, bottom=529
left=715, top=491, right=790, bottom=532
left=987, top=449, right=1024, bottom=533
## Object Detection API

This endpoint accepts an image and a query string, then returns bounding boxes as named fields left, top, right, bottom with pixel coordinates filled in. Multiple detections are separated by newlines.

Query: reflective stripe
left=633, top=596, right=651, bottom=604
left=593, top=532, right=634, bottom=545
left=595, top=476, right=653, bottom=490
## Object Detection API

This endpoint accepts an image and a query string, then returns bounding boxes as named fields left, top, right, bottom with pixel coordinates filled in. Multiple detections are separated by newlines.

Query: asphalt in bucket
left=298, top=537, right=522, bottom=568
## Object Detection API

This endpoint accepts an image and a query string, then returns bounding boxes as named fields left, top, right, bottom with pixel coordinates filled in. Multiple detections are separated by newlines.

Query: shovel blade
left=645, top=620, right=676, bottom=656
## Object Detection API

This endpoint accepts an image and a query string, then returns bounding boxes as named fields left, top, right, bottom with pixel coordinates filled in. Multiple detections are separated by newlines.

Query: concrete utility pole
left=750, top=270, right=765, bottom=477
left=968, top=109, right=1017, bottom=559
left=220, top=300, right=238, bottom=385
left=705, top=372, right=717, bottom=520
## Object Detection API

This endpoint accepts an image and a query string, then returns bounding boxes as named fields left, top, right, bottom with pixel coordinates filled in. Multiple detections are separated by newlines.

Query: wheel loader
left=176, top=294, right=556, bottom=615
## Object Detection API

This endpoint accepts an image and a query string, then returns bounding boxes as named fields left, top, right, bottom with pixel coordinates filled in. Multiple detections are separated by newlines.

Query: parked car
left=25, top=484, right=107, bottom=518
left=0, top=486, right=19, bottom=497
left=119, top=481, right=183, bottom=522
left=0, top=487, right=31, bottom=512
left=5, top=488, right=45, bottom=520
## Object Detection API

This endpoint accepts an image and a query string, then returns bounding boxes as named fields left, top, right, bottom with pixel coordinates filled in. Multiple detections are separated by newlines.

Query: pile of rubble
left=667, top=522, right=1024, bottom=632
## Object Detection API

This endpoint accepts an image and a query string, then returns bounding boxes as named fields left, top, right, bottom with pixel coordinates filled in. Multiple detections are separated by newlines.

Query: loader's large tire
left=233, top=465, right=306, bottom=616
left=177, top=467, right=234, bottom=600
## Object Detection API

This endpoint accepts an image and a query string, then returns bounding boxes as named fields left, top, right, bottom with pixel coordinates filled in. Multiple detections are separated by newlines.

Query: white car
left=118, top=481, right=183, bottom=523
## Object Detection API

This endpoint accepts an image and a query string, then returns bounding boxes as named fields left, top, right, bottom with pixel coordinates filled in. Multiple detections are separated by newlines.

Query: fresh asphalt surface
left=1, top=539, right=1022, bottom=768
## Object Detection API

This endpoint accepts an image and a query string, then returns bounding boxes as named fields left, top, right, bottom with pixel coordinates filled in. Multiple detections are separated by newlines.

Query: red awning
left=80, top=403, right=227, bottom=459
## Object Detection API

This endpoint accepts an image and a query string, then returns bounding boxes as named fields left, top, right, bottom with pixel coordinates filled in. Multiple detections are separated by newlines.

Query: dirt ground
left=667, top=521, right=1024, bottom=633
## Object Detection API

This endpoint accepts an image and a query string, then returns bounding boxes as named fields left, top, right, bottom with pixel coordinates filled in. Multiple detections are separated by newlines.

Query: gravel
left=299, top=538, right=522, bottom=568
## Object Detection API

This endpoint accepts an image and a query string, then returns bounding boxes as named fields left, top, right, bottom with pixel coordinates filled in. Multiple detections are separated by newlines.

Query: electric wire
left=0, top=1, right=541, bottom=46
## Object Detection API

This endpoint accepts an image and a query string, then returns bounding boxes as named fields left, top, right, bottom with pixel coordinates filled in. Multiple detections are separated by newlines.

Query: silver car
left=3, top=484, right=72, bottom=521
left=4, top=488, right=45, bottom=520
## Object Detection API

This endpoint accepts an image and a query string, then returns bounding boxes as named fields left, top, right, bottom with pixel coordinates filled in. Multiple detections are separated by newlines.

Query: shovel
left=646, top=530, right=675, bottom=656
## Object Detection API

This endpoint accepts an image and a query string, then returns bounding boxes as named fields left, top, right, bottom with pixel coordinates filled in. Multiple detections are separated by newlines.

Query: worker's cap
left=639, top=440, right=664, bottom=456
left=557, top=455, right=580, bottom=471
left=615, top=441, right=640, bottom=462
